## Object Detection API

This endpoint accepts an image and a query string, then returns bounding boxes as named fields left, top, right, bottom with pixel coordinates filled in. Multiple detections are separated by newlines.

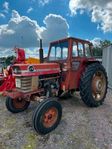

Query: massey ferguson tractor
left=4, top=37, right=108, bottom=135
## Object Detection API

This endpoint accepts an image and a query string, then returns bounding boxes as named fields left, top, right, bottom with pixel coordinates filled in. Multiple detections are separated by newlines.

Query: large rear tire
left=79, top=63, right=108, bottom=107
left=6, top=96, right=30, bottom=113
left=32, top=99, right=62, bottom=135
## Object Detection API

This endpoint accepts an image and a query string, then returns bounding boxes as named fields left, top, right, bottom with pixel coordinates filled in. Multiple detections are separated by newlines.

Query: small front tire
left=32, top=99, right=62, bottom=135
left=6, top=96, right=30, bottom=113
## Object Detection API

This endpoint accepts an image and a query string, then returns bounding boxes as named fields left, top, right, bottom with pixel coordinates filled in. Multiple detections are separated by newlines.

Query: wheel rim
left=12, top=98, right=27, bottom=109
left=92, top=71, right=106, bottom=101
left=42, top=107, right=58, bottom=128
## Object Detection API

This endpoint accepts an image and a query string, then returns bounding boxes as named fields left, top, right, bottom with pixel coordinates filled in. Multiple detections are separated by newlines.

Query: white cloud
left=0, top=10, right=69, bottom=57
left=3, top=1, right=9, bottom=13
left=27, top=7, right=33, bottom=13
left=0, top=13, right=5, bottom=18
left=39, top=0, right=51, bottom=6
left=69, top=0, right=112, bottom=33
left=0, top=10, right=41, bottom=48
left=23, top=48, right=38, bottom=58
left=3, top=1, right=9, bottom=10
left=41, top=14, right=69, bottom=46
left=0, top=48, right=14, bottom=57
left=91, top=37, right=101, bottom=47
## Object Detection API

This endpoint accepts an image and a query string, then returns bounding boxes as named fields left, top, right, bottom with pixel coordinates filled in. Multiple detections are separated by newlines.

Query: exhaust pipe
left=39, top=39, right=44, bottom=63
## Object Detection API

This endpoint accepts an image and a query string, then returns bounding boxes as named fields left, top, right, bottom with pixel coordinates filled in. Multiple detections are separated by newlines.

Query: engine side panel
left=13, top=63, right=60, bottom=77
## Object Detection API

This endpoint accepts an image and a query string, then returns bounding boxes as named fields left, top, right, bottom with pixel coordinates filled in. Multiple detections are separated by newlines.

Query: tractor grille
left=16, top=76, right=38, bottom=93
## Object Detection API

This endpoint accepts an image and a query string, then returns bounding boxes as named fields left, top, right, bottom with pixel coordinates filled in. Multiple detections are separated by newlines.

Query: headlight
left=16, top=78, right=21, bottom=88
left=13, top=66, right=21, bottom=74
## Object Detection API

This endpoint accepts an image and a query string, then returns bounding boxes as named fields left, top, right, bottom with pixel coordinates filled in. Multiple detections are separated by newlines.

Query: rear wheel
left=80, top=63, right=108, bottom=107
left=32, top=99, right=62, bottom=135
left=6, top=96, right=30, bottom=113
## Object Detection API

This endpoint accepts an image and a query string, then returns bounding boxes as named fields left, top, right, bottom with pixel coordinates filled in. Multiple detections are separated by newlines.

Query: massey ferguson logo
left=28, top=65, right=35, bottom=72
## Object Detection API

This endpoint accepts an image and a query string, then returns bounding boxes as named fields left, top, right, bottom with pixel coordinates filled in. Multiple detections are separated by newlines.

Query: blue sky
left=0, top=0, right=112, bottom=57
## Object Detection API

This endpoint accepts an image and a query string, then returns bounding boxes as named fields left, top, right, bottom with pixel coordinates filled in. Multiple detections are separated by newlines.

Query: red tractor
left=4, top=37, right=108, bottom=134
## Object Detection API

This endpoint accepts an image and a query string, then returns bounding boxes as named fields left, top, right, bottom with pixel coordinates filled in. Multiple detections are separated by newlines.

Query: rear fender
left=86, top=60, right=100, bottom=66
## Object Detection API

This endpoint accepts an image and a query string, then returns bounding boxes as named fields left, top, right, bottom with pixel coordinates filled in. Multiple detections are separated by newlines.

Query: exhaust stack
left=39, top=39, right=44, bottom=63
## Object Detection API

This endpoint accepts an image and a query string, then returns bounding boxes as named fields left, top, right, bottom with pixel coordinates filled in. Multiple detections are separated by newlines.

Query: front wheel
left=80, top=63, right=108, bottom=107
left=6, top=96, right=30, bottom=113
left=32, top=99, right=62, bottom=135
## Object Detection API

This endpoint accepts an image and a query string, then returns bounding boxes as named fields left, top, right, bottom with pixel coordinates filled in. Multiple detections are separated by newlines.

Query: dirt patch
left=0, top=90, right=112, bottom=149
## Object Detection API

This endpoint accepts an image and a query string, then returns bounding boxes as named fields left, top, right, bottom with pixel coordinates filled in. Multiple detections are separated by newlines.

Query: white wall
left=102, top=45, right=112, bottom=89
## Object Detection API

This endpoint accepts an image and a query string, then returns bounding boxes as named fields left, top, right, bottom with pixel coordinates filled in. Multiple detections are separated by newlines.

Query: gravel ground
left=0, top=90, right=112, bottom=149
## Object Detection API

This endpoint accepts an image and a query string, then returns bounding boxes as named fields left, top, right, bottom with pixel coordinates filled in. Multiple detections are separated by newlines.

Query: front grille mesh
left=16, top=76, right=38, bottom=93
left=20, top=77, right=32, bottom=92
left=16, top=77, right=32, bottom=92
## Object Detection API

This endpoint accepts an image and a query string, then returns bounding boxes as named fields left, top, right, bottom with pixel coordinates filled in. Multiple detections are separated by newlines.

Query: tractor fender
left=86, top=60, right=100, bottom=66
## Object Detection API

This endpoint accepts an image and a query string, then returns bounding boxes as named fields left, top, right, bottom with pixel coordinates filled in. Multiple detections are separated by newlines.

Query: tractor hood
left=12, top=63, right=60, bottom=77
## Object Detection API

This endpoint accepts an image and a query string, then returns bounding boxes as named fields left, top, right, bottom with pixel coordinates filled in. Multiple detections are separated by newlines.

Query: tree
left=100, top=40, right=112, bottom=48
left=5, top=55, right=15, bottom=67
left=93, top=40, right=112, bottom=57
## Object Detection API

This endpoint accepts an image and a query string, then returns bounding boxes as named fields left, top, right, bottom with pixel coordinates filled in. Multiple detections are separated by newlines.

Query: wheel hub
left=95, top=80, right=103, bottom=92
left=92, top=71, right=106, bottom=101
left=43, top=107, right=58, bottom=128
left=13, top=98, right=26, bottom=109
left=48, top=114, right=52, bottom=119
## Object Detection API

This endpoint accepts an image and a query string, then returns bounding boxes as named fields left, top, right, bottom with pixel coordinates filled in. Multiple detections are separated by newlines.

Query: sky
left=0, top=0, right=112, bottom=57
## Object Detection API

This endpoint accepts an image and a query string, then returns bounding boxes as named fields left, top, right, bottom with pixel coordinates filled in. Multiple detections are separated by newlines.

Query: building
left=102, top=45, right=112, bottom=89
